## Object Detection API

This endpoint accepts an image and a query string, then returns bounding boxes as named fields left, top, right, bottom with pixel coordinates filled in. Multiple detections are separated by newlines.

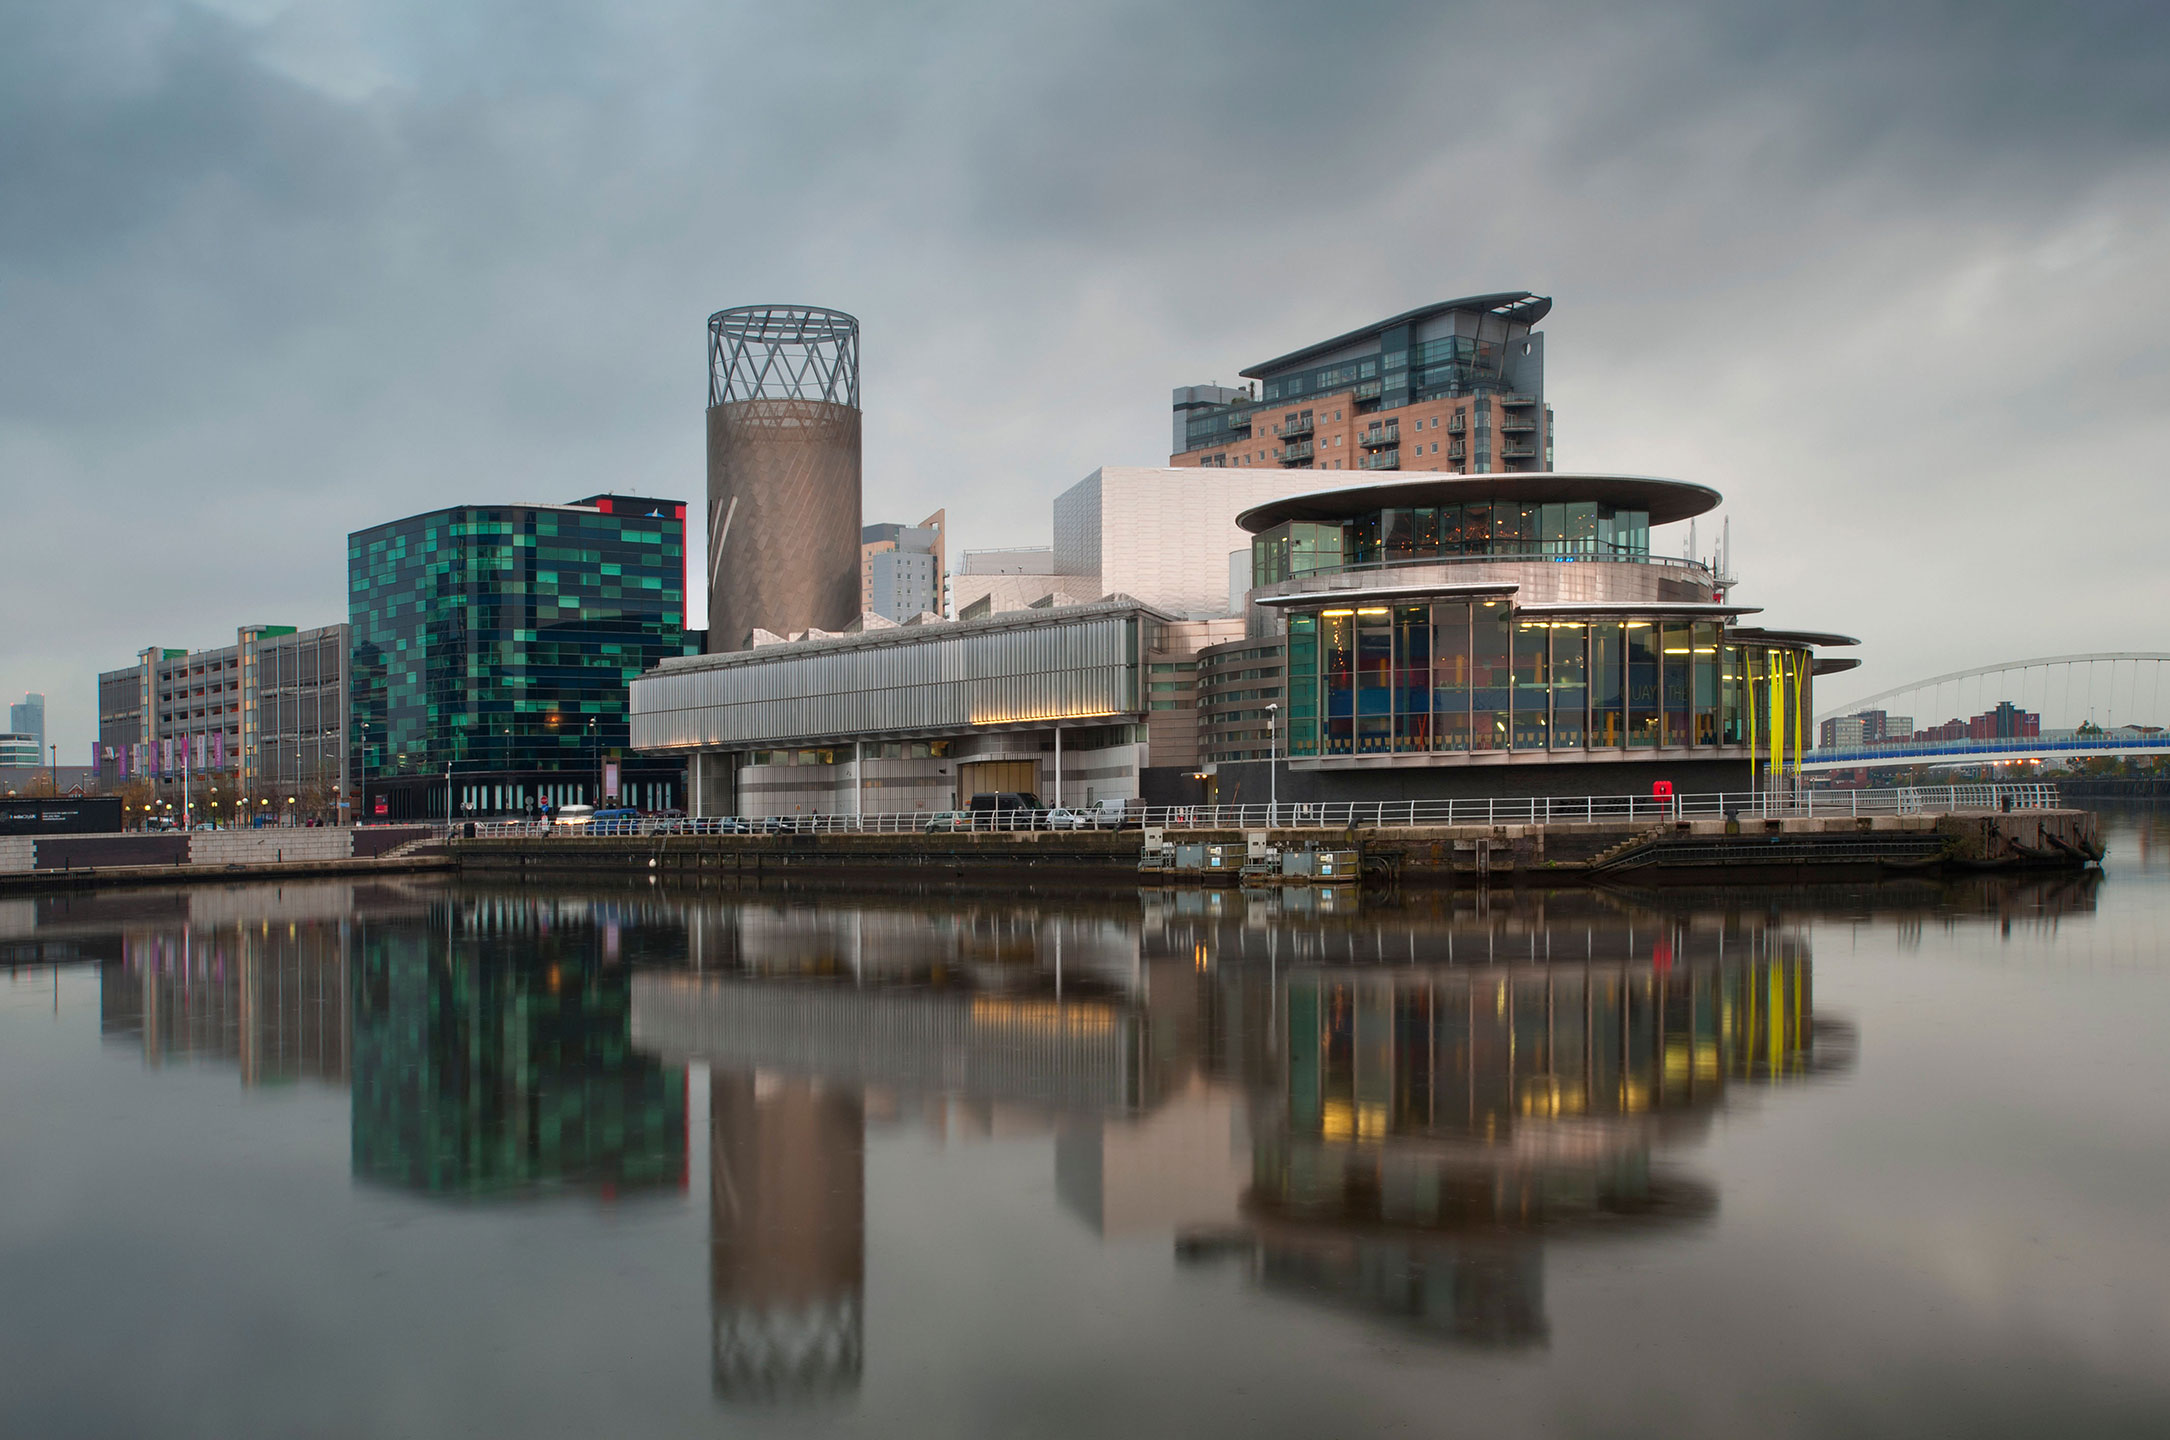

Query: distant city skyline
left=5, top=2, right=2168, bottom=754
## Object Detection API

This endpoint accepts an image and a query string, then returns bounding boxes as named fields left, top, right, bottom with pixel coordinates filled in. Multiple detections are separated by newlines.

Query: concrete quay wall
left=451, top=808, right=2101, bottom=889
left=0, top=826, right=448, bottom=895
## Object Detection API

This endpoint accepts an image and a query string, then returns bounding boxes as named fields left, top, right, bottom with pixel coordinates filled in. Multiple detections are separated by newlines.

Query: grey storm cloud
left=4, top=0, right=2169, bottom=752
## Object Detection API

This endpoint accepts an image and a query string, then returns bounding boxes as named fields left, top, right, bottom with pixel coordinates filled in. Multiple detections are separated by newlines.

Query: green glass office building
left=349, top=494, right=690, bottom=819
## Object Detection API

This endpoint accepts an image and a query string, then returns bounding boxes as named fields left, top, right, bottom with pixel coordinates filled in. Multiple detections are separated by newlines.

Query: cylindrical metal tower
left=705, top=305, right=863, bottom=652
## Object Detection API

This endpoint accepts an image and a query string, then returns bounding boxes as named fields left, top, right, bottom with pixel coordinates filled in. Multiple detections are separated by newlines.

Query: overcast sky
left=5, top=0, right=2168, bottom=755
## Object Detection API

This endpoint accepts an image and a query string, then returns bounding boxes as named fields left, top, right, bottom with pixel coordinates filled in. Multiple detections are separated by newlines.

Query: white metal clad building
left=631, top=601, right=1155, bottom=752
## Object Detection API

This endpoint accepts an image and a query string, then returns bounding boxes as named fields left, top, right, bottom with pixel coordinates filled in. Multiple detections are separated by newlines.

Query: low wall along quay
left=0, top=826, right=444, bottom=892
left=2, top=791, right=2100, bottom=894
left=454, top=794, right=2102, bottom=890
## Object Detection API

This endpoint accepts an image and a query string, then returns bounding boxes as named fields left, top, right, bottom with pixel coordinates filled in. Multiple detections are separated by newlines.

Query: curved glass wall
left=1283, top=602, right=1801, bottom=758
left=1252, top=501, right=1651, bottom=587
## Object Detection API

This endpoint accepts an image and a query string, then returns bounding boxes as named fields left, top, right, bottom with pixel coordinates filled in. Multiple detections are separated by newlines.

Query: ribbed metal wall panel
left=632, top=972, right=1141, bottom=1114
left=632, top=612, right=1138, bottom=750
left=707, top=399, right=863, bottom=651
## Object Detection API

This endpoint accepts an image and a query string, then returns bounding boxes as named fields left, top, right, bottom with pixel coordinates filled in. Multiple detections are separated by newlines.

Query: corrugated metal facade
left=632, top=608, right=1141, bottom=750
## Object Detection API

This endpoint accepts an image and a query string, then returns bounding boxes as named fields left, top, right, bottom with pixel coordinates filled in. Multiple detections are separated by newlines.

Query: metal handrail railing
left=461, top=784, right=2063, bottom=839
left=1267, top=549, right=1715, bottom=580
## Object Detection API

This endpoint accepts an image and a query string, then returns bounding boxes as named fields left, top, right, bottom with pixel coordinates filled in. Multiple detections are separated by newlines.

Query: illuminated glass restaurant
left=1224, top=473, right=1858, bottom=799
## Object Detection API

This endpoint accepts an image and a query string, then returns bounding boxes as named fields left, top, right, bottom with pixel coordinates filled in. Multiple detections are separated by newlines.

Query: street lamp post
left=1265, top=702, right=1279, bottom=827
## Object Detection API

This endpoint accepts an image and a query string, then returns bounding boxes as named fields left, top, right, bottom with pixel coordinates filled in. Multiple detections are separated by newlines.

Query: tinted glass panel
left=1662, top=622, right=1693, bottom=747
left=1513, top=621, right=1550, bottom=750
left=1471, top=600, right=1512, bottom=752
left=1694, top=623, right=1721, bottom=745
left=1323, top=612, right=1355, bottom=755
left=1627, top=621, right=1660, bottom=748
left=1591, top=621, right=1624, bottom=747
left=1551, top=622, right=1588, bottom=749
left=1432, top=602, right=1472, bottom=752
left=1395, top=605, right=1430, bottom=751
left=1356, top=609, right=1393, bottom=754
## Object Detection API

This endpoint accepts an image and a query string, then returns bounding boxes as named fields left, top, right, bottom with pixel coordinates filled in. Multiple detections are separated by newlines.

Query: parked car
left=922, top=810, right=970, bottom=833
left=1060, top=798, right=1131, bottom=829
left=758, top=815, right=812, bottom=834
left=553, top=803, right=596, bottom=826
left=966, top=792, right=1048, bottom=829
left=1043, top=806, right=1094, bottom=830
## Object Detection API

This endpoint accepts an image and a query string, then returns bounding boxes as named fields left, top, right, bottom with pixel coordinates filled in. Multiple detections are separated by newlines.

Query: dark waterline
left=3, top=809, right=2168, bottom=1438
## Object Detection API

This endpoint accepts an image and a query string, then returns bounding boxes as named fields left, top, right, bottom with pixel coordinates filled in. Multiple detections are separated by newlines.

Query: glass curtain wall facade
left=349, top=497, right=687, bottom=811
left=1253, top=501, right=1649, bottom=586
left=1284, top=603, right=1802, bottom=758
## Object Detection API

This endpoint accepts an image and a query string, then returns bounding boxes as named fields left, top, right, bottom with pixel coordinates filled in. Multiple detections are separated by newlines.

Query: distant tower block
left=706, top=305, right=863, bottom=651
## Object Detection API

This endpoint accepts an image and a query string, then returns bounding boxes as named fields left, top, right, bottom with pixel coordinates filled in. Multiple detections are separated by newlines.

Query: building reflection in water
left=92, top=887, right=378, bottom=1088
left=88, top=886, right=691, bottom=1201
left=631, top=886, right=1857, bottom=1378
left=350, top=895, right=688, bottom=1201
left=1205, top=920, right=1848, bottom=1347
left=69, top=880, right=1883, bottom=1388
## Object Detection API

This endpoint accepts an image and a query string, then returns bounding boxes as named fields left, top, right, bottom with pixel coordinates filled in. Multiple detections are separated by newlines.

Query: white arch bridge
left=1805, top=653, right=2170, bottom=771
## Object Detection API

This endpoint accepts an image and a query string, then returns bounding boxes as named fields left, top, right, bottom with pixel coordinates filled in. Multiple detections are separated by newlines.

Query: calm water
left=4, top=812, right=2169, bottom=1439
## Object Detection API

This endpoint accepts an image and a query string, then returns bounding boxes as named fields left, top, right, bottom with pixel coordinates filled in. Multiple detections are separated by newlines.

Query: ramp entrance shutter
left=959, top=760, right=1036, bottom=802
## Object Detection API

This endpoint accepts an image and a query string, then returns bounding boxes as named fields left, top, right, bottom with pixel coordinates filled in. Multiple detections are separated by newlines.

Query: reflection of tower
left=710, top=1072, right=865, bottom=1400
left=705, top=305, right=863, bottom=651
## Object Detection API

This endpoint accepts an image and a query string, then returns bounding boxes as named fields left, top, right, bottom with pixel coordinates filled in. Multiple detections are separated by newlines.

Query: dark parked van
left=966, top=792, right=1047, bottom=828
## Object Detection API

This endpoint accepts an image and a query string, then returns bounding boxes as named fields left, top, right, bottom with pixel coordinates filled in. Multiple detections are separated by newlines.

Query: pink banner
left=212, top=730, right=226, bottom=769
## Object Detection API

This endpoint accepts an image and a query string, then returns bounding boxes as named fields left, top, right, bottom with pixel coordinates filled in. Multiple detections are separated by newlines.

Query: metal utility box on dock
left=1271, top=846, right=1362, bottom=883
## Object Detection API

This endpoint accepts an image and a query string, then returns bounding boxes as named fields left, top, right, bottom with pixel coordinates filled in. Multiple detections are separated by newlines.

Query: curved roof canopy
left=1236, top=472, right=1723, bottom=533
left=1729, top=627, right=1862, bottom=649
left=1241, top=292, right=1553, bottom=379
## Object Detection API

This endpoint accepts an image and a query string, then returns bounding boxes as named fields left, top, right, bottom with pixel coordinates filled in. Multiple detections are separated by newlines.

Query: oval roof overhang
left=1730, top=627, right=1862, bottom=648
left=1236, top=473, right=1723, bottom=533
